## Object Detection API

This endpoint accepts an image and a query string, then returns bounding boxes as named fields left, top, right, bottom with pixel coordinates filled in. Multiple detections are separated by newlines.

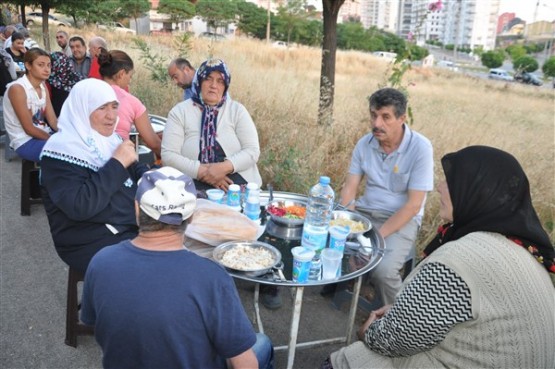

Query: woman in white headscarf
left=41, top=78, right=149, bottom=274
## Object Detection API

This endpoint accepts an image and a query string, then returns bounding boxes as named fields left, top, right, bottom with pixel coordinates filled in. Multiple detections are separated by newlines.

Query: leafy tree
left=318, top=0, right=345, bottom=126
left=505, top=44, right=526, bottom=61
left=294, top=19, right=322, bottom=46
left=337, top=21, right=369, bottom=50
left=276, top=0, right=307, bottom=45
left=195, top=0, right=237, bottom=32
left=234, top=0, right=267, bottom=39
left=56, top=1, right=121, bottom=25
left=481, top=50, right=505, bottom=69
left=524, top=43, right=542, bottom=54
left=55, top=1, right=92, bottom=27
left=380, top=30, right=405, bottom=54
left=406, top=43, right=428, bottom=61
left=118, top=0, right=150, bottom=33
left=157, top=0, right=195, bottom=27
left=542, top=56, right=555, bottom=78
left=13, top=0, right=69, bottom=50
left=472, top=45, right=484, bottom=57
left=513, top=55, right=539, bottom=73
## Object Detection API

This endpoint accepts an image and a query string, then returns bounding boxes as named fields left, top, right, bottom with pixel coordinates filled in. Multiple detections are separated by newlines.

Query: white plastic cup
left=206, top=189, right=225, bottom=203
left=291, top=247, right=315, bottom=283
left=227, top=184, right=241, bottom=207
left=321, top=248, right=343, bottom=280
left=328, top=225, right=350, bottom=253
left=244, top=190, right=261, bottom=221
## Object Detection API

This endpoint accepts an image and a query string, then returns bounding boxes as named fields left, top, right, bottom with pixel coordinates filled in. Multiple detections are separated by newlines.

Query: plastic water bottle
left=242, top=182, right=259, bottom=208
left=301, top=176, right=335, bottom=280
left=244, top=189, right=261, bottom=223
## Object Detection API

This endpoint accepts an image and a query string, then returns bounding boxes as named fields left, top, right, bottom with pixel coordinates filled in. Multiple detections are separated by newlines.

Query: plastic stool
left=65, top=267, right=94, bottom=347
left=20, top=159, right=42, bottom=216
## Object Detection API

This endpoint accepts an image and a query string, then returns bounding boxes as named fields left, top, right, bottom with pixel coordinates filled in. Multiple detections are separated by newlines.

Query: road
left=426, top=47, right=554, bottom=89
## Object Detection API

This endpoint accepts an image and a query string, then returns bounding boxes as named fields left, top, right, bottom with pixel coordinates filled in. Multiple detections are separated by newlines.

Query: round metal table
left=186, top=191, right=385, bottom=369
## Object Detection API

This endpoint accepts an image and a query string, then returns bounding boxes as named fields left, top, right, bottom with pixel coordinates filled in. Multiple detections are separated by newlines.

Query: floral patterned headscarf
left=48, top=51, right=83, bottom=92
left=191, top=58, right=231, bottom=163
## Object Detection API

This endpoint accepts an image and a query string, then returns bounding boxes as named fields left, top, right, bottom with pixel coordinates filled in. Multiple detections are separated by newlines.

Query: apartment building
left=360, top=0, right=398, bottom=32
left=398, top=0, right=500, bottom=50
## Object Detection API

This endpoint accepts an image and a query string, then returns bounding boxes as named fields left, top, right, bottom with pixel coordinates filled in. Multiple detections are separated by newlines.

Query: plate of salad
left=266, top=199, right=307, bottom=227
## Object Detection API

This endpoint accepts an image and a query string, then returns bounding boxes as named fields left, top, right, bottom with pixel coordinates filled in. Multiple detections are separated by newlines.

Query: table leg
left=286, top=286, right=304, bottom=369
left=254, top=283, right=264, bottom=334
left=346, top=276, right=362, bottom=344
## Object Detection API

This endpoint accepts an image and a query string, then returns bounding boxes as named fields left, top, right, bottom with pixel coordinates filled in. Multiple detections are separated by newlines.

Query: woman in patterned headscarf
left=324, top=146, right=554, bottom=369
left=47, top=51, right=83, bottom=116
left=162, top=58, right=262, bottom=192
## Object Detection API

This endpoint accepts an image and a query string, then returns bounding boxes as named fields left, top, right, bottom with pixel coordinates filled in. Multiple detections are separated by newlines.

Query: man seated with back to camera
left=333, top=87, right=434, bottom=306
left=81, top=166, right=275, bottom=369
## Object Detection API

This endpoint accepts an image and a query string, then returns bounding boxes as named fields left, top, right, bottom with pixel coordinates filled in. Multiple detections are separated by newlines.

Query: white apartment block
left=360, top=0, right=399, bottom=32
left=397, top=0, right=500, bottom=50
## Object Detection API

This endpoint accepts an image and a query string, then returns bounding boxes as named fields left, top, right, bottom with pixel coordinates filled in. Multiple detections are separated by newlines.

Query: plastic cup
left=321, top=248, right=343, bottom=280
left=206, top=189, right=225, bottom=203
left=328, top=225, right=350, bottom=253
left=227, top=184, right=241, bottom=207
left=291, top=247, right=315, bottom=283
left=243, top=182, right=259, bottom=207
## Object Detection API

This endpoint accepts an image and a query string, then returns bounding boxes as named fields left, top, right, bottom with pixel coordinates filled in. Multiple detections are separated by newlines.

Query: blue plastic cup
left=291, top=247, right=314, bottom=283
left=227, top=184, right=241, bottom=207
left=328, top=225, right=350, bottom=253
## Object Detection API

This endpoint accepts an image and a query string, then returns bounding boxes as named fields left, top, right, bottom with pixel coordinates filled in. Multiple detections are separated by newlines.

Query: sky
left=499, top=0, right=555, bottom=22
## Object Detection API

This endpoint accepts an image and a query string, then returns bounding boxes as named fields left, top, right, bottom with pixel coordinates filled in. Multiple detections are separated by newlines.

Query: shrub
left=481, top=50, right=504, bottom=69
left=513, top=55, right=539, bottom=73
left=541, top=56, right=555, bottom=78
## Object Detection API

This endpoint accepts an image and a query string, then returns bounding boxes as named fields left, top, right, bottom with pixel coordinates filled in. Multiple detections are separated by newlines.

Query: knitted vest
left=332, top=232, right=555, bottom=369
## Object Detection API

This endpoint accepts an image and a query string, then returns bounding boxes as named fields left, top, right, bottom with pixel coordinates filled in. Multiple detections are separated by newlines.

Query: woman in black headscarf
left=325, top=145, right=554, bottom=369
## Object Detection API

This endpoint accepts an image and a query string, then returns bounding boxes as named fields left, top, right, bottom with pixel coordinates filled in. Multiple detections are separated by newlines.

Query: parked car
left=488, top=68, right=514, bottom=82
left=514, top=71, right=543, bottom=86
left=97, top=22, right=136, bottom=35
left=199, top=32, right=226, bottom=41
left=372, top=51, right=397, bottom=61
left=272, top=41, right=288, bottom=49
left=436, top=60, right=459, bottom=72
left=25, top=12, right=72, bottom=27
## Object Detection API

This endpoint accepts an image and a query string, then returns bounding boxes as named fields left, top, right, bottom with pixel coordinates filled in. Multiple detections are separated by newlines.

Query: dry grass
left=41, top=29, right=555, bottom=247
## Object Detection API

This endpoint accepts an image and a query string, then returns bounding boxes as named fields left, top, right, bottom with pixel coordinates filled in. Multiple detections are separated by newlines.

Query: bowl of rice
left=330, top=211, right=372, bottom=239
left=213, top=241, right=282, bottom=277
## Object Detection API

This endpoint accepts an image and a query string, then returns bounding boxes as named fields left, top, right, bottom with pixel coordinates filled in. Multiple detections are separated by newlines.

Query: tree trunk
left=40, top=2, right=51, bottom=51
left=318, top=0, right=344, bottom=126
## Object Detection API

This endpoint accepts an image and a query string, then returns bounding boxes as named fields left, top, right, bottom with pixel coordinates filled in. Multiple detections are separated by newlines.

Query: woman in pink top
left=98, top=48, right=161, bottom=157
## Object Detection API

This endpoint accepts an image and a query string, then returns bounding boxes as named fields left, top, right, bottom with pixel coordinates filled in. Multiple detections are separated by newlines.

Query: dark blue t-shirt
left=81, top=240, right=256, bottom=369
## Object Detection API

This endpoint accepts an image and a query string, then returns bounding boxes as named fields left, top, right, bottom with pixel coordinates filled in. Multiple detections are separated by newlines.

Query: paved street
left=0, top=145, right=369, bottom=369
